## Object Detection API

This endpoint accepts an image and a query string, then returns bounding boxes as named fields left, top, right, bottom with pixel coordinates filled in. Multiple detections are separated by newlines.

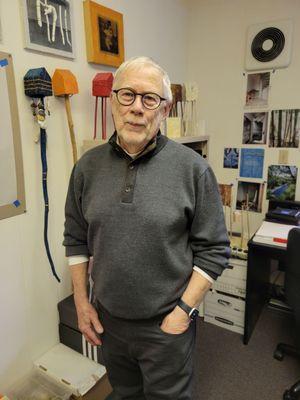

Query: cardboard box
left=7, top=368, right=73, bottom=400
left=212, top=258, right=247, bottom=298
left=82, top=375, right=112, bottom=400
left=34, top=343, right=106, bottom=396
left=58, top=295, right=105, bottom=365
left=204, top=290, right=245, bottom=335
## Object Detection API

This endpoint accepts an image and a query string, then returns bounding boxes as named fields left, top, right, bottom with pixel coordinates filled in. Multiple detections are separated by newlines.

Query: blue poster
left=240, top=148, right=264, bottom=179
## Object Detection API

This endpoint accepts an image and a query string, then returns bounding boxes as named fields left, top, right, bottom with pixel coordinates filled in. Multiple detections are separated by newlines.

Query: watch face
left=190, top=308, right=199, bottom=320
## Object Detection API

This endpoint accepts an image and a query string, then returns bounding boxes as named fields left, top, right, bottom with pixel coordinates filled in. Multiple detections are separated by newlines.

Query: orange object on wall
left=52, top=69, right=79, bottom=96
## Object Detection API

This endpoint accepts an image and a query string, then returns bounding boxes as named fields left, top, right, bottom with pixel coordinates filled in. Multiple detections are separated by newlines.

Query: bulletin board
left=0, top=52, right=26, bottom=220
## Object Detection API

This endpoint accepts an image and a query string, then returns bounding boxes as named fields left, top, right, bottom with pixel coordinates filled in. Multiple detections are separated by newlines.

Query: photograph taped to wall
left=240, top=148, right=264, bottom=179
left=22, top=0, right=75, bottom=59
left=267, top=165, right=298, bottom=201
left=219, top=184, right=233, bottom=207
left=269, top=109, right=300, bottom=148
left=223, top=148, right=239, bottom=169
left=236, top=181, right=264, bottom=213
left=243, top=112, right=268, bottom=144
left=245, top=72, right=270, bottom=108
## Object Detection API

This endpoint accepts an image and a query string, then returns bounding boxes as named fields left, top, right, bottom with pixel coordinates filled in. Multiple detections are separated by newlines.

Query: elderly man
left=63, top=56, right=230, bottom=400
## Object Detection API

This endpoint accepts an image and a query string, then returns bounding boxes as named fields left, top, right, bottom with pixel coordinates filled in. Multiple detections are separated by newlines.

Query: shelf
left=172, top=135, right=209, bottom=144
left=173, top=135, right=209, bottom=159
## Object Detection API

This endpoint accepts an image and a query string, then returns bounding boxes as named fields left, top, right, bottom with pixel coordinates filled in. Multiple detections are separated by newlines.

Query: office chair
left=273, top=227, right=300, bottom=400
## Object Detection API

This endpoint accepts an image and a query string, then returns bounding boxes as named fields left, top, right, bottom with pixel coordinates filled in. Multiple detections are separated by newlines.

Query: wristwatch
left=177, top=299, right=199, bottom=321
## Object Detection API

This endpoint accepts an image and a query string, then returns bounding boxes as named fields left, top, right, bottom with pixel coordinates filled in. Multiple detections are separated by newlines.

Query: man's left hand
left=160, top=305, right=190, bottom=334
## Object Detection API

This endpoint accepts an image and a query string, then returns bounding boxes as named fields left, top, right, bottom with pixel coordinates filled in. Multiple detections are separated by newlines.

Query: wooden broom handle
left=64, top=95, right=78, bottom=164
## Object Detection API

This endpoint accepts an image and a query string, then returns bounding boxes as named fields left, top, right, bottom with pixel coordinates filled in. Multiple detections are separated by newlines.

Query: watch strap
left=177, top=299, right=199, bottom=321
left=177, top=299, right=193, bottom=315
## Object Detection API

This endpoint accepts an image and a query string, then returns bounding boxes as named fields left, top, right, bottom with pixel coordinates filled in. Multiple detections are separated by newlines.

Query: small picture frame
left=21, top=0, right=75, bottom=59
left=83, top=0, right=124, bottom=67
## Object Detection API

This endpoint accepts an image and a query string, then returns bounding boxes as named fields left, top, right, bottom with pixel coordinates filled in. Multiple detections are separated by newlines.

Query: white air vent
left=245, top=20, right=293, bottom=71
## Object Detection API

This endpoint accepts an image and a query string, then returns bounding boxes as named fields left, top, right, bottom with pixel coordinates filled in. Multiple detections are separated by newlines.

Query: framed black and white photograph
left=245, top=72, right=270, bottom=108
left=22, top=0, right=75, bottom=59
left=269, top=109, right=300, bottom=148
left=243, top=112, right=268, bottom=144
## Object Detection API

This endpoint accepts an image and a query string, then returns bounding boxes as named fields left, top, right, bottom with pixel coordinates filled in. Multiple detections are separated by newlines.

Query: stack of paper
left=253, top=221, right=299, bottom=247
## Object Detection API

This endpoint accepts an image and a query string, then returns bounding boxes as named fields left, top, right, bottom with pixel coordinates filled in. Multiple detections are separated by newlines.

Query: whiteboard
left=0, top=53, right=26, bottom=219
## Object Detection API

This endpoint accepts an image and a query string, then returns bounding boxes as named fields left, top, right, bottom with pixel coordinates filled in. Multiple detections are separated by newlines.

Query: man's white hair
left=113, top=56, right=172, bottom=104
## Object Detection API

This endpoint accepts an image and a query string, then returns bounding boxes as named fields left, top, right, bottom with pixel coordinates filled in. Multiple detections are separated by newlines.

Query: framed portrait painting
left=83, top=0, right=124, bottom=67
left=21, top=0, right=75, bottom=59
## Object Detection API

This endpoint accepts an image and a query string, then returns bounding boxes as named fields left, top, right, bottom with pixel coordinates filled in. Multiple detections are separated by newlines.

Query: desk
left=244, top=238, right=287, bottom=345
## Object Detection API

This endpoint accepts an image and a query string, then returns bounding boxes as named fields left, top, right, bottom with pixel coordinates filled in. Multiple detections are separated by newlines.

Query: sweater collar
left=108, top=130, right=168, bottom=162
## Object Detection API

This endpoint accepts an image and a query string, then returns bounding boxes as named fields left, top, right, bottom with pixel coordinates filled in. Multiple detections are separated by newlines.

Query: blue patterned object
left=13, top=200, right=21, bottom=207
left=24, top=67, right=52, bottom=98
left=0, top=58, right=8, bottom=67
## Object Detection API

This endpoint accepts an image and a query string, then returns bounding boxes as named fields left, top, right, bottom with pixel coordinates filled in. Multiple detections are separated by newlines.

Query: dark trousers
left=95, top=302, right=196, bottom=400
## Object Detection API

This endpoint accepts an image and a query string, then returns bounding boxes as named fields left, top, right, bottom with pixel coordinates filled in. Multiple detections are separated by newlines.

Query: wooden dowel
left=65, top=95, right=78, bottom=164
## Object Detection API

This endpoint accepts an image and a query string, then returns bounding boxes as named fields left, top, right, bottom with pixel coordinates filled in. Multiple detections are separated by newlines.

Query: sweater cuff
left=68, top=255, right=89, bottom=266
left=193, top=266, right=214, bottom=283
left=65, top=245, right=89, bottom=257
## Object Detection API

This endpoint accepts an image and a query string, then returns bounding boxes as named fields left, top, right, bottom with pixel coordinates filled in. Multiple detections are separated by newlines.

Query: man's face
left=111, top=66, right=170, bottom=152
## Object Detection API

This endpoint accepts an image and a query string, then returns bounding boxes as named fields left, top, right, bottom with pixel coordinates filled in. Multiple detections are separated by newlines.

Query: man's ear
left=162, top=102, right=172, bottom=120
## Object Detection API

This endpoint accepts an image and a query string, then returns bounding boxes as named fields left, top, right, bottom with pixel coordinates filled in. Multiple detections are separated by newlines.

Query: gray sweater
left=63, top=132, right=230, bottom=319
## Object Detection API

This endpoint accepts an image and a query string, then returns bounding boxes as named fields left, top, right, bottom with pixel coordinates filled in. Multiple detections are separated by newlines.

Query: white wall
left=0, top=0, right=188, bottom=390
left=187, top=0, right=300, bottom=236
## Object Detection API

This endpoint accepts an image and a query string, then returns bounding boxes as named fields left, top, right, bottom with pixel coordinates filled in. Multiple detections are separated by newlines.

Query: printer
left=266, top=200, right=300, bottom=225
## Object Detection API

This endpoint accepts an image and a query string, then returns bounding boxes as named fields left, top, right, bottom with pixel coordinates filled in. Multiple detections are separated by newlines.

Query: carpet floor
left=192, top=306, right=300, bottom=400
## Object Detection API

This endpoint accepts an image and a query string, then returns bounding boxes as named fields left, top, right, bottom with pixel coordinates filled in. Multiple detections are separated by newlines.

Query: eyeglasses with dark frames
left=113, top=88, right=166, bottom=110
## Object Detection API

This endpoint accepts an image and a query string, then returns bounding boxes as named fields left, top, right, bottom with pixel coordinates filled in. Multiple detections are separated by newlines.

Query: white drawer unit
left=212, top=258, right=247, bottom=298
left=204, top=290, right=245, bottom=335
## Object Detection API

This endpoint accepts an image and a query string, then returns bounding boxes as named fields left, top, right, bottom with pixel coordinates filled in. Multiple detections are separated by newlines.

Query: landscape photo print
left=269, top=109, right=300, bottom=148
left=267, top=165, right=298, bottom=201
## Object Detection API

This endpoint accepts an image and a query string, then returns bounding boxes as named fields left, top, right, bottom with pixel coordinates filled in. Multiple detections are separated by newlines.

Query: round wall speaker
left=245, top=20, right=293, bottom=71
left=251, top=27, right=285, bottom=62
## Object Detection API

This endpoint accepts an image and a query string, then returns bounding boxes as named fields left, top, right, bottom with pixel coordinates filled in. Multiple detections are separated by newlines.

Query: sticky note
left=0, top=59, right=8, bottom=68
left=13, top=200, right=21, bottom=207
